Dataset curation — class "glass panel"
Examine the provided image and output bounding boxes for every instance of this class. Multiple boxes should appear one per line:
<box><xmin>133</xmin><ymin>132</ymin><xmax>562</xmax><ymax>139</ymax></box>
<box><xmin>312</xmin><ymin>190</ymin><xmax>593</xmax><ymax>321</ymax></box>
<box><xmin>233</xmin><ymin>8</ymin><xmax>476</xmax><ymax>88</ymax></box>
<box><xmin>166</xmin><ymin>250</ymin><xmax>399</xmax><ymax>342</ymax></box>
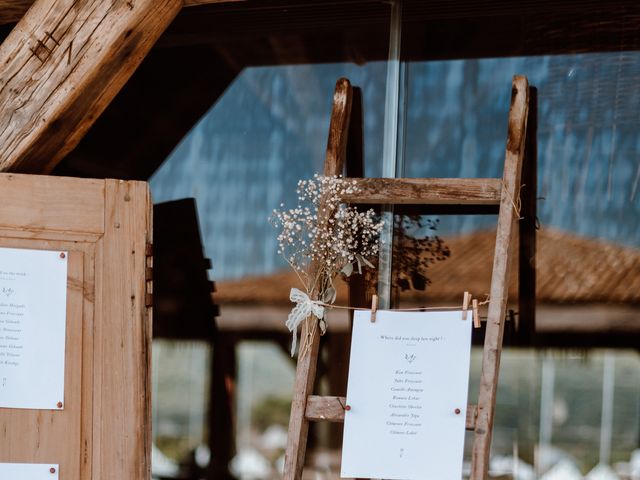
<box><xmin>232</xmin><ymin>341</ymin><xmax>296</xmax><ymax>478</ymax></box>
<box><xmin>152</xmin><ymin>340</ymin><xmax>211</xmax><ymax>478</ymax></box>
<box><xmin>403</xmin><ymin>53</ymin><xmax>640</xmax><ymax>245</ymax></box>
<box><xmin>396</xmin><ymin>51</ymin><xmax>640</xmax><ymax>478</ymax></box>
<box><xmin>151</xmin><ymin>7</ymin><xmax>393</xmax><ymax>477</ymax></box>
<box><xmin>466</xmin><ymin>348</ymin><xmax>640</xmax><ymax>478</ymax></box>
<box><xmin>151</xmin><ymin>62</ymin><xmax>389</xmax><ymax>281</ymax></box>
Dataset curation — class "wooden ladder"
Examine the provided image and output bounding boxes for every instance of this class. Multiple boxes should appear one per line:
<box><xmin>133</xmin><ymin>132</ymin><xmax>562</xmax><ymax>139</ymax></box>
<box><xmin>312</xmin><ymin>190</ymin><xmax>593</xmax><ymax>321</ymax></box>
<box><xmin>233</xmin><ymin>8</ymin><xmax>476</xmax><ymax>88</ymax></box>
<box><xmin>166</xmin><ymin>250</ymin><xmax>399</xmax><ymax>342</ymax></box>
<box><xmin>283</xmin><ymin>75</ymin><xmax>535</xmax><ymax>480</ymax></box>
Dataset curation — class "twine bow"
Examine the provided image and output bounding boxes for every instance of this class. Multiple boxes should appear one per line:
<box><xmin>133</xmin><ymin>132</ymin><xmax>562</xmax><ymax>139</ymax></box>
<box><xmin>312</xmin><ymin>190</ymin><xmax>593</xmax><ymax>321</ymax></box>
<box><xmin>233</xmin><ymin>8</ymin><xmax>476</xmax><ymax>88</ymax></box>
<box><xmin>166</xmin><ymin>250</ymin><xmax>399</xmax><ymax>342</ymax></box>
<box><xmin>287</xmin><ymin>288</ymin><xmax>325</xmax><ymax>356</ymax></box>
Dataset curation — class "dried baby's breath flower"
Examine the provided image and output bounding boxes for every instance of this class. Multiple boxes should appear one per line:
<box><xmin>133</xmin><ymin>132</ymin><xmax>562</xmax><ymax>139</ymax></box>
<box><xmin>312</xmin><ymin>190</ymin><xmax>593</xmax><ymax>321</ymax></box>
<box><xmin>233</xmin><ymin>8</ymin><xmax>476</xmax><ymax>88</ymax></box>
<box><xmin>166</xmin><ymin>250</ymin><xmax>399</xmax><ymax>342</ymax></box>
<box><xmin>270</xmin><ymin>175</ymin><xmax>384</xmax><ymax>301</ymax></box>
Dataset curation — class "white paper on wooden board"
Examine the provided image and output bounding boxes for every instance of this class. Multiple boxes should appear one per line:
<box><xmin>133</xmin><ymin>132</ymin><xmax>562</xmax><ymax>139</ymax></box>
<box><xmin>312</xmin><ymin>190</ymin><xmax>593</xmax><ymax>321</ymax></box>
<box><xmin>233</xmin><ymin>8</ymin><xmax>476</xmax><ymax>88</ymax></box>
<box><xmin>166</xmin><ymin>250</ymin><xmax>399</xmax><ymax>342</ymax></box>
<box><xmin>341</xmin><ymin>309</ymin><xmax>473</xmax><ymax>480</ymax></box>
<box><xmin>0</xmin><ymin>463</ymin><xmax>59</xmax><ymax>479</ymax></box>
<box><xmin>0</xmin><ymin>247</ymin><xmax>68</xmax><ymax>410</ymax></box>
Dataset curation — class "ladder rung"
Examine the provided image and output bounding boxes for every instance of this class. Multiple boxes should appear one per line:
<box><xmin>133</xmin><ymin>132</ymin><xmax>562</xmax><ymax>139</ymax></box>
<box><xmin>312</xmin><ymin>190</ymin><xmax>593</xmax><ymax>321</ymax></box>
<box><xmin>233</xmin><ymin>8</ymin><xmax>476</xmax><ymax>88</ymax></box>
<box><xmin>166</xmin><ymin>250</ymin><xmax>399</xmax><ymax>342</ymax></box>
<box><xmin>341</xmin><ymin>178</ymin><xmax>502</xmax><ymax>205</ymax></box>
<box><xmin>305</xmin><ymin>395</ymin><xmax>478</xmax><ymax>431</ymax></box>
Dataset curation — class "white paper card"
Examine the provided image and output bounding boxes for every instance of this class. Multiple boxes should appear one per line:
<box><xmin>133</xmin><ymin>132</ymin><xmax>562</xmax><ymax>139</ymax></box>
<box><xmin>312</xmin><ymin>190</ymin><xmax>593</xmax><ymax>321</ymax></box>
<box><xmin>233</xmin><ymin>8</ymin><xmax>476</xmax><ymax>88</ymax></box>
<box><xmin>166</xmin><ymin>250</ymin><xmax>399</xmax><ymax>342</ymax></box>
<box><xmin>0</xmin><ymin>247</ymin><xmax>68</xmax><ymax>410</ymax></box>
<box><xmin>0</xmin><ymin>463</ymin><xmax>59</xmax><ymax>479</ymax></box>
<box><xmin>341</xmin><ymin>310</ymin><xmax>473</xmax><ymax>480</ymax></box>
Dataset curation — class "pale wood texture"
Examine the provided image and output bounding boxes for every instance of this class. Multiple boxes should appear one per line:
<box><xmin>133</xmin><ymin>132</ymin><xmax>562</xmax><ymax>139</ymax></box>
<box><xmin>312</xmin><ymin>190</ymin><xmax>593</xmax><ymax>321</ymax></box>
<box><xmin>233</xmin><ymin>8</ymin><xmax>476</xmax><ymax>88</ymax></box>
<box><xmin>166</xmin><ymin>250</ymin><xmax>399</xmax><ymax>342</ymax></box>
<box><xmin>0</xmin><ymin>0</ymin><xmax>181</xmax><ymax>173</ymax></box>
<box><xmin>342</xmin><ymin>177</ymin><xmax>502</xmax><ymax>205</ymax></box>
<box><xmin>0</xmin><ymin>247</ymin><xmax>85</xmax><ymax>477</ymax></box>
<box><xmin>94</xmin><ymin>179</ymin><xmax>153</xmax><ymax>479</ymax></box>
<box><xmin>470</xmin><ymin>76</ymin><xmax>529</xmax><ymax>480</ymax></box>
<box><xmin>283</xmin><ymin>78</ymin><xmax>352</xmax><ymax>480</ymax></box>
<box><xmin>0</xmin><ymin>173</ymin><xmax>152</xmax><ymax>480</ymax></box>
<box><xmin>0</xmin><ymin>173</ymin><xmax>104</xmax><ymax>234</ymax></box>
<box><xmin>305</xmin><ymin>396</ymin><xmax>478</xmax><ymax>430</ymax></box>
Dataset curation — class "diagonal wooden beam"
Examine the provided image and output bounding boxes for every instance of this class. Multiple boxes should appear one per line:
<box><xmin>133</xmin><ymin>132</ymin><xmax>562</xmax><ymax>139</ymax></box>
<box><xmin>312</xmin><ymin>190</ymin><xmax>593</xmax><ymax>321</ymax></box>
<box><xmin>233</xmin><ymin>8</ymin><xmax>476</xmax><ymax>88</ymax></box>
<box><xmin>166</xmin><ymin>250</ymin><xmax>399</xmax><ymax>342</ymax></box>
<box><xmin>0</xmin><ymin>0</ymin><xmax>182</xmax><ymax>173</ymax></box>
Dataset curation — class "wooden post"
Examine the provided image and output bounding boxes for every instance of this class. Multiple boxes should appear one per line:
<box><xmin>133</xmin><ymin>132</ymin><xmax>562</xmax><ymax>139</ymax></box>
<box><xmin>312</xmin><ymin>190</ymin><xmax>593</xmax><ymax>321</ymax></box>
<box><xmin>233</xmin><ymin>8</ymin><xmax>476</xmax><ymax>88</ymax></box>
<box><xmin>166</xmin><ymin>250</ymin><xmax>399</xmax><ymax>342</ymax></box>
<box><xmin>470</xmin><ymin>76</ymin><xmax>529</xmax><ymax>479</ymax></box>
<box><xmin>208</xmin><ymin>333</ymin><xmax>236</xmax><ymax>479</ymax></box>
<box><xmin>518</xmin><ymin>86</ymin><xmax>538</xmax><ymax>346</ymax></box>
<box><xmin>282</xmin><ymin>78</ymin><xmax>353</xmax><ymax>480</ymax></box>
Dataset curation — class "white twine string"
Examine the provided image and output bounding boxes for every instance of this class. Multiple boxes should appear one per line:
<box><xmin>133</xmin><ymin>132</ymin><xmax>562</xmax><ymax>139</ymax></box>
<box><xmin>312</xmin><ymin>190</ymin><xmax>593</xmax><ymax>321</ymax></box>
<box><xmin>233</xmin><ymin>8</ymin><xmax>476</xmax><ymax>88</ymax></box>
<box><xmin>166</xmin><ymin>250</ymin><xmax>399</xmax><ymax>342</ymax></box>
<box><xmin>287</xmin><ymin>287</ymin><xmax>490</xmax><ymax>356</ymax></box>
<box><xmin>286</xmin><ymin>288</ymin><xmax>325</xmax><ymax>356</ymax></box>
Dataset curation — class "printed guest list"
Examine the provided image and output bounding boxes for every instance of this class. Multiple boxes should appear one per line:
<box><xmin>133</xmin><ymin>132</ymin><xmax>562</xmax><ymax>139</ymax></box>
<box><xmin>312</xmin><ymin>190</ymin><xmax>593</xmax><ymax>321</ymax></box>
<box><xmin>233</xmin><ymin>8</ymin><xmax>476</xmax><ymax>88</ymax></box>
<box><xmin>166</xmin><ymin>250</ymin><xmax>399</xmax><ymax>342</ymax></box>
<box><xmin>341</xmin><ymin>310</ymin><xmax>472</xmax><ymax>480</ymax></box>
<box><xmin>0</xmin><ymin>247</ymin><xmax>68</xmax><ymax>410</ymax></box>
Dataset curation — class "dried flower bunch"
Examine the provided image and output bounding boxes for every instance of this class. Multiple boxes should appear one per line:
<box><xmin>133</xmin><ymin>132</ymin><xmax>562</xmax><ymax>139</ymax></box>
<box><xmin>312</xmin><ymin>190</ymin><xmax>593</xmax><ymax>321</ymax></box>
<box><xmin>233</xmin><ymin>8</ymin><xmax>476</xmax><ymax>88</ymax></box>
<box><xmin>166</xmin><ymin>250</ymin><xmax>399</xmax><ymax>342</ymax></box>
<box><xmin>270</xmin><ymin>174</ymin><xmax>384</xmax><ymax>355</ymax></box>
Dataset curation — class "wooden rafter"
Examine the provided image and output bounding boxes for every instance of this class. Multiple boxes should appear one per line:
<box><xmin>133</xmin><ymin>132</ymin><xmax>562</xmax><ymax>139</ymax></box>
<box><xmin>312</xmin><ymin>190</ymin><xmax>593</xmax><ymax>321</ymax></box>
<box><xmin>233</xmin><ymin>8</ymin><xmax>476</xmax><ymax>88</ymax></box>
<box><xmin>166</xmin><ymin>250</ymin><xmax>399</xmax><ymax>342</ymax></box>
<box><xmin>0</xmin><ymin>0</ymin><xmax>182</xmax><ymax>173</ymax></box>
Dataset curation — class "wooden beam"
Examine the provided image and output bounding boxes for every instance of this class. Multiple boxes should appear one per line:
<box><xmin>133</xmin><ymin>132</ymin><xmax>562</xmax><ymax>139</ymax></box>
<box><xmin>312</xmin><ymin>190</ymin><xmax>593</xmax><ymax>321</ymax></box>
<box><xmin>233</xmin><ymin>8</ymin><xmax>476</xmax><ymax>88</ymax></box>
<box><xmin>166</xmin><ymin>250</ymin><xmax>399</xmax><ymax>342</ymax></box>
<box><xmin>342</xmin><ymin>177</ymin><xmax>502</xmax><ymax>205</ymax></box>
<box><xmin>305</xmin><ymin>396</ymin><xmax>479</xmax><ymax>430</ymax></box>
<box><xmin>0</xmin><ymin>0</ymin><xmax>182</xmax><ymax>173</ymax></box>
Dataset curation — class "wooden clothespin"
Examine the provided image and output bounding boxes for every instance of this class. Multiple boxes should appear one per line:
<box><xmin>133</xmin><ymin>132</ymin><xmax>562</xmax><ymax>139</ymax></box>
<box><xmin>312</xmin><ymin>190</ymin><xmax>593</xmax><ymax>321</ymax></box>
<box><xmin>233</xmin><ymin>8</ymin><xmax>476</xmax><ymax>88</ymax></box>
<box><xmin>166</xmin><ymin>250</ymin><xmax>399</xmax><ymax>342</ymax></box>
<box><xmin>472</xmin><ymin>299</ymin><xmax>480</xmax><ymax>328</ymax></box>
<box><xmin>462</xmin><ymin>291</ymin><xmax>471</xmax><ymax>320</ymax></box>
<box><xmin>370</xmin><ymin>294</ymin><xmax>378</xmax><ymax>323</ymax></box>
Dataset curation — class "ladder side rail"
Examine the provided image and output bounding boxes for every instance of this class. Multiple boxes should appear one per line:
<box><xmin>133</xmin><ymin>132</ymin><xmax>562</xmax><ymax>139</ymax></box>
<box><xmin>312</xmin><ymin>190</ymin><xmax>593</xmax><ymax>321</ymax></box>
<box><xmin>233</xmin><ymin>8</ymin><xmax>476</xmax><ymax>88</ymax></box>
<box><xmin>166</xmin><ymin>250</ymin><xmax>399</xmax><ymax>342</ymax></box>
<box><xmin>282</xmin><ymin>78</ymin><xmax>353</xmax><ymax>480</ymax></box>
<box><xmin>470</xmin><ymin>75</ymin><xmax>530</xmax><ymax>479</ymax></box>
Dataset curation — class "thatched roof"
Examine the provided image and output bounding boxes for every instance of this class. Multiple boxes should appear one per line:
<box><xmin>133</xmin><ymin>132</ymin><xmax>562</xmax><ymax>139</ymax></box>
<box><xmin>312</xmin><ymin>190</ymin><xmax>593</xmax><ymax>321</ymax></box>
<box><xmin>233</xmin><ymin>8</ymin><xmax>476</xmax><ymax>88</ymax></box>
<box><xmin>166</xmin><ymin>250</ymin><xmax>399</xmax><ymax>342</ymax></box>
<box><xmin>216</xmin><ymin>228</ymin><xmax>640</xmax><ymax>306</ymax></box>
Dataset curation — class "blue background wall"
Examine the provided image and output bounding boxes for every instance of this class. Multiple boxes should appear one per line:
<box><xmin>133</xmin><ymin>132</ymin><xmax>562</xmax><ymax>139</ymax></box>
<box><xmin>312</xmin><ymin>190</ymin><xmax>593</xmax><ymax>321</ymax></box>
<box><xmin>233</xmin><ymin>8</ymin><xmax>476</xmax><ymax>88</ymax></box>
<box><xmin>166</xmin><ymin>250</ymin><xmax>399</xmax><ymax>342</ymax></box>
<box><xmin>151</xmin><ymin>53</ymin><xmax>640</xmax><ymax>279</ymax></box>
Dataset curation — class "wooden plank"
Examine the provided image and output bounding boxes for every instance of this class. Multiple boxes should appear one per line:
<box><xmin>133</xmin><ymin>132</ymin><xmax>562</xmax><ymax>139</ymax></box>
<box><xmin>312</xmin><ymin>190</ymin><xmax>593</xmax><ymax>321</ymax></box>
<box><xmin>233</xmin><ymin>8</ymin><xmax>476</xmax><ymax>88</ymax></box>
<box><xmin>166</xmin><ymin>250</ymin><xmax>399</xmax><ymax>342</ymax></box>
<box><xmin>305</xmin><ymin>396</ymin><xmax>479</xmax><ymax>430</ymax></box>
<box><xmin>0</xmin><ymin>244</ymin><xmax>85</xmax><ymax>479</ymax></box>
<box><xmin>470</xmin><ymin>75</ymin><xmax>529</xmax><ymax>480</ymax></box>
<box><xmin>0</xmin><ymin>173</ymin><xmax>104</xmax><ymax>234</ymax></box>
<box><xmin>80</xmin><ymin>243</ymin><xmax>97</xmax><ymax>480</ymax></box>
<box><xmin>94</xmin><ymin>180</ymin><xmax>152</xmax><ymax>479</ymax></box>
<box><xmin>0</xmin><ymin>175</ymin><xmax>152</xmax><ymax>479</ymax></box>
<box><xmin>0</xmin><ymin>0</ymin><xmax>181</xmax><ymax>173</ymax></box>
<box><xmin>518</xmin><ymin>86</ymin><xmax>537</xmax><ymax>345</ymax></box>
<box><xmin>283</xmin><ymin>78</ymin><xmax>352</xmax><ymax>480</ymax></box>
<box><xmin>342</xmin><ymin>178</ymin><xmax>502</xmax><ymax>205</ymax></box>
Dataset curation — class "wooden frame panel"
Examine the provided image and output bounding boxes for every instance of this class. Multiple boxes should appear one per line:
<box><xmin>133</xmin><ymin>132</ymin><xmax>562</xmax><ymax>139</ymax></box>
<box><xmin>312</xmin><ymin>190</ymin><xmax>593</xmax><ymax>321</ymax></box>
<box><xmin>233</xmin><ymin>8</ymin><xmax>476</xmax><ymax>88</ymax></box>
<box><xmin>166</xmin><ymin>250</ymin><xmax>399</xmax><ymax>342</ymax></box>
<box><xmin>0</xmin><ymin>173</ymin><xmax>152</xmax><ymax>480</ymax></box>
<box><xmin>0</xmin><ymin>243</ymin><xmax>85</xmax><ymax>477</ymax></box>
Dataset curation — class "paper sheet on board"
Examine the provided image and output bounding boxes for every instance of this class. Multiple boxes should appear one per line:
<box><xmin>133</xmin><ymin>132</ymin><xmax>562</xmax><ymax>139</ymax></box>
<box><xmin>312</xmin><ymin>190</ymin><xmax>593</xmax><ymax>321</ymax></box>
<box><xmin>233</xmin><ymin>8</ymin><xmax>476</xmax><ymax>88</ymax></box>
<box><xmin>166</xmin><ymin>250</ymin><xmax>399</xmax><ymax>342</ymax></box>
<box><xmin>0</xmin><ymin>247</ymin><xmax>68</xmax><ymax>410</ymax></box>
<box><xmin>0</xmin><ymin>463</ymin><xmax>59</xmax><ymax>479</ymax></box>
<box><xmin>341</xmin><ymin>309</ymin><xmax>472</xmax><ymax>480</ymax></box>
